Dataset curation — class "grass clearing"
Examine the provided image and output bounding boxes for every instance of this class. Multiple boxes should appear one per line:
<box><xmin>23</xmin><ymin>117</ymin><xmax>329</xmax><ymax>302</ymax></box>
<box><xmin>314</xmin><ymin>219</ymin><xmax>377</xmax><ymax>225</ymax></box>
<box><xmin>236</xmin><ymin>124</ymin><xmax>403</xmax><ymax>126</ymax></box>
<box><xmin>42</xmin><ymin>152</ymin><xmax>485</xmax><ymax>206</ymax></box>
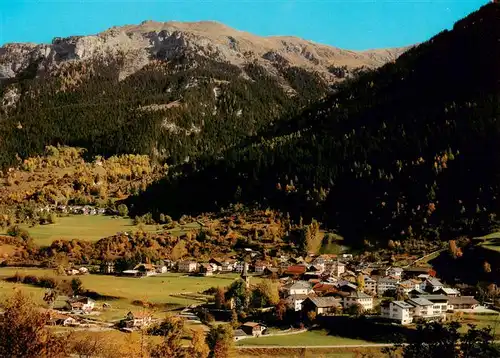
<box><xmin>236</xmin><ymin>330</ymin><xmax>373</xmax><ymax>347</ymax></box>
<box><xmin>1</xmin><ymin>215</ymin><xmax>201</xmax><ymax>246</ymax></box>
<box><xmin>0</xmin><ymin>267</ymin><xmax>249</xmax><ymax>321</ymax></box>
<box><xmin>238</xmin><ymin>347</ymin><xmax>387</xmax><ymax>358</ymax></box>
<box><xmin>458</xmin><ymin>313</ymin><xmax>500</xmax><ymax>336</ymax></box>
<box><xmin>474</xmin><ymin>232</ymin><xmax>500</xmax><ymax>253</ymax></box>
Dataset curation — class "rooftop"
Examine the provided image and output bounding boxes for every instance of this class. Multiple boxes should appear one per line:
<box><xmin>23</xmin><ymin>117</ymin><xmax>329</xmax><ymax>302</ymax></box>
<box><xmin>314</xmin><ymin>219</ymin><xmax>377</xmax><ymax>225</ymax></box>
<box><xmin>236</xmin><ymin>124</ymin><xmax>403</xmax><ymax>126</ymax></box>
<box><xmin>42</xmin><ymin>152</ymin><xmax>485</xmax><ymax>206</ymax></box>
<box><xmin>242</xmin><ymin>321</ymin><xmax>262</xmax><ymax>327</ymax></box>
<box><xmin>426</xmin><ymin>277</ymin><xmax>443</xmax><ymax>286</ymax></box>
<box><xmin>418</xmin><ymin>294</ymin><xmax>449</xmax><ymax>302</ymax></box>
<box><xmin>408</xmin><ymin>297</ymin><xmax>434</xmax><ymax>307</ymax></box>
<box><xmin>393</xmin><ymin>301</ymin><xmax>414</xmax><ymax>309</ymax></box>
<box><xmin>306</xmin><ymin>296</ymin><xmax>341</xmax><ymax>308</ymax></box>
<box><xmin>439</xmin><ymin>288</ymin><xmax>460</xmax><ymax>295</ymax></box>
<box><xmin>448</xmin><ymin>296</ymin><xmax>479</xmax><ymax>305</ymax></box>
<box><xmin>346</xmin><ymin>291</ymin><xmax>372</xmax><ymax>299</ymax></box>
<box><xmin>290</xmin><ymin>281</ymin><xmax>313</xmax><ymax>290</ymax></box>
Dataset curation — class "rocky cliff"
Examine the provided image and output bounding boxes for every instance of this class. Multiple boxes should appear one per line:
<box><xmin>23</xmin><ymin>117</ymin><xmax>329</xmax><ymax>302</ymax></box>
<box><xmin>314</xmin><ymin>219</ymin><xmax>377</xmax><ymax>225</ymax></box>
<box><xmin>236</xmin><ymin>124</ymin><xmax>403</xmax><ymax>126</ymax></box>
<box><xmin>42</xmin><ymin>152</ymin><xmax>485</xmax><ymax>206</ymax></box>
<box><xmin>0</xmin><ymin>20</ymin><xmax>405</xmax><ymax>82</ymax></box>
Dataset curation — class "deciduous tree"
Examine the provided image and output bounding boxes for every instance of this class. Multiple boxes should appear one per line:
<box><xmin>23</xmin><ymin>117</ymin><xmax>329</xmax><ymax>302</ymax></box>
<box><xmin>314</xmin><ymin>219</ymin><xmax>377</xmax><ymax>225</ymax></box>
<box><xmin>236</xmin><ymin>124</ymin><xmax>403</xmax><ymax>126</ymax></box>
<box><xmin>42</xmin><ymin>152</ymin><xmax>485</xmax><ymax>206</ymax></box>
<box><xmin>0</xmin><ymin>291</ymin><xmax>68</xmax><ymax>358</ymax></box>
<box><xmin>206</xmin><ymin>324</ymin><xmax>234</xmax><ymax>358</ymax></box>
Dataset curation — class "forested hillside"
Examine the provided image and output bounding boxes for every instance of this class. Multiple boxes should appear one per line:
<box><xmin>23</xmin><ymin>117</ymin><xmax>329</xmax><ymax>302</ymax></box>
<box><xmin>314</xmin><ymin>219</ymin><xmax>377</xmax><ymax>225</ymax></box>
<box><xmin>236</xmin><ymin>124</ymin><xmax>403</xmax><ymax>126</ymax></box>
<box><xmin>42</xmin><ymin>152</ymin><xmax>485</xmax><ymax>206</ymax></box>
<box><xmin>0</xmin><ymin>21</ymin><xmax>401</xmax><ymax>169</ymax></box>
<box><xmin>130</xmin><ymin>3</ymin><xmax>500</xmax><ymax>245</ymax></box>
<box><xmin>0</xmin><ymin>55</ymin><xmax>324</xmax><ymax>168</ymax></box>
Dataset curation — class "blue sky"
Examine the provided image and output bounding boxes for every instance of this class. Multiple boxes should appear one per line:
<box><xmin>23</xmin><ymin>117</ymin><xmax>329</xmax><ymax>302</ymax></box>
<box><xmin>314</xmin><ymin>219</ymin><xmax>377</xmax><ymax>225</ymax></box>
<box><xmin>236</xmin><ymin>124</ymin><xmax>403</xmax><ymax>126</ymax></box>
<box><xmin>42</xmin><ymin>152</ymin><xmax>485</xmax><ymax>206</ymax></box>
<box><xmin>0</xmin><ymin>1</ymin><xmax>487</xmax><ymax>50</ymax></box>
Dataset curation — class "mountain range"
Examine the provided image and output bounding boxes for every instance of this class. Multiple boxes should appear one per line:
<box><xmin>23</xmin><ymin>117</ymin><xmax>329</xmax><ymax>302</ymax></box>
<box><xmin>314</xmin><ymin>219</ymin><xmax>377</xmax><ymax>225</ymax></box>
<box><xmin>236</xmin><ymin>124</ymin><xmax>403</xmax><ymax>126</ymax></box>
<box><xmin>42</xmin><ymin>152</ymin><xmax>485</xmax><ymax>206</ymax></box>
<box><xmin>2</xmin><ymin>3</ymin><xmax>499</xmax><ymax>246</ymax></box>
<box><xmin>0</xmin><ymin>21</ymin><xmax>403</xmax><ymax>169</ymax></box>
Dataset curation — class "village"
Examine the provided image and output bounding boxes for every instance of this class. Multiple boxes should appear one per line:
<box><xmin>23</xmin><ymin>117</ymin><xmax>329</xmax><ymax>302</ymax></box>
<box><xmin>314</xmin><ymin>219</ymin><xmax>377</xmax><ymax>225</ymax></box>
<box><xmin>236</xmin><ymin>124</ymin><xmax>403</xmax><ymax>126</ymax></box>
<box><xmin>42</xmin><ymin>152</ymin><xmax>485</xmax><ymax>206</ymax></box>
<box><xmin>42</xmin><ymin>248</ymin><xmax>490</xmax><ymax>342</ymax></box>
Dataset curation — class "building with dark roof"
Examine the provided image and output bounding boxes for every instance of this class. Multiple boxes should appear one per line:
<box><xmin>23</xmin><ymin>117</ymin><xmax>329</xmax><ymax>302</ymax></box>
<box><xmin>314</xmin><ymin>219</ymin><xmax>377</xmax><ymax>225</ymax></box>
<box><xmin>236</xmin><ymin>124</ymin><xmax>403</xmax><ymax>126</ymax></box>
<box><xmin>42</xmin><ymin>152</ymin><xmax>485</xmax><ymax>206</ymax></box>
<box><xmin>302</xmin><ymin>297</ymin><xmax>341</xmax><ymax>315</ymax></box>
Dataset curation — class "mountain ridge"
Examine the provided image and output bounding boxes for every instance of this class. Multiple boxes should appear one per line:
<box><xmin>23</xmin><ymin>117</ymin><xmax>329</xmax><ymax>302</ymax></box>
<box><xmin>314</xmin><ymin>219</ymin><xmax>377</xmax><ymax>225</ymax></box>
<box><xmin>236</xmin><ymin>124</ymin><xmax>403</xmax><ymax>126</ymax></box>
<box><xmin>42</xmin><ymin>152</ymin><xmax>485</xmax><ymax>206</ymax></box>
<box><xmin>0</xmin><ymin>20</ymin><xmax>405</xmax><ymax>82</ymax></box>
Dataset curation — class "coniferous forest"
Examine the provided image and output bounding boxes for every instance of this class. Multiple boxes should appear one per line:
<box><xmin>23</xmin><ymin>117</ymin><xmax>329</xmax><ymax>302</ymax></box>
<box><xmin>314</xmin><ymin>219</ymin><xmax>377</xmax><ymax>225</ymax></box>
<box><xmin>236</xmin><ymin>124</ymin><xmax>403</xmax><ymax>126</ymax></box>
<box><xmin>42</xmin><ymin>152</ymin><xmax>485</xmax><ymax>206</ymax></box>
<box><xmin>129</xmin><ymin>4</ymin><xmax>500</xmax><ymax>244</ymax></box>
<box><xmin>2</xmin><ymin>3</ymin><xmax>500</xmax><ymax>246</ymax></box>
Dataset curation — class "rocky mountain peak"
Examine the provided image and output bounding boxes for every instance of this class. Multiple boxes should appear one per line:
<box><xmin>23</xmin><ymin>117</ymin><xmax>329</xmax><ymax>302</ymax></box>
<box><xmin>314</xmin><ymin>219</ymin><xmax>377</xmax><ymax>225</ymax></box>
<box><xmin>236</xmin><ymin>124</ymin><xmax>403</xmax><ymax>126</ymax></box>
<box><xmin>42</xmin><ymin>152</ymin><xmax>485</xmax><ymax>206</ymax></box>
<box><xmin>0</xmin><ymin>20</ymin><xmax>405</xmax><ymax>82</ymax></box>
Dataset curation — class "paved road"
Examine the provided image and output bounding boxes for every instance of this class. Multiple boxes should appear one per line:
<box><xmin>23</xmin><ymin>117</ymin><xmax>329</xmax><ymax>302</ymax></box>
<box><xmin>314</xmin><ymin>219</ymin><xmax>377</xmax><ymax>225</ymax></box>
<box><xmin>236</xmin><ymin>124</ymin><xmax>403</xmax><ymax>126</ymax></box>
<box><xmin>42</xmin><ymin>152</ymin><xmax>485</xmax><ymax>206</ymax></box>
<box><xmin>237</xmin><ymin>343</ymin><xmax>401</xmax><ymax>349</ymax></box>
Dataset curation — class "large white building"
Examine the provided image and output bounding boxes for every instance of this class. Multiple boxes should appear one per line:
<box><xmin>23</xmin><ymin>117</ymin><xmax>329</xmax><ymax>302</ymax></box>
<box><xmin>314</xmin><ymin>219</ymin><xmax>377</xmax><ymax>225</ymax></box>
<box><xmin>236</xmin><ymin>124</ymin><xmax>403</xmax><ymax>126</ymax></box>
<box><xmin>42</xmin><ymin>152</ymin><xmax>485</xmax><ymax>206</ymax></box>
<box><xmin>382</xmin><ymin>295</ymin><xmax>448</xmax><ymax>325</ymax></box>
<box><xmin>381</xmin><ymin>301</ymin><xmax>414</xmax><ymax>325</ymax></box>
<box><xmin>343</xmin><ymin>291</ymin><xmax>374</xmax><ymax>311</ymax></box>
<box><xmin>377</xmin><ymin>277</ymin><xmax>400</xmax><ymax>295</ymax></box>
<box><xmin>288</xmin><ymin>281</ymin><xmax>314</xmax><ymax>295</ymax></box>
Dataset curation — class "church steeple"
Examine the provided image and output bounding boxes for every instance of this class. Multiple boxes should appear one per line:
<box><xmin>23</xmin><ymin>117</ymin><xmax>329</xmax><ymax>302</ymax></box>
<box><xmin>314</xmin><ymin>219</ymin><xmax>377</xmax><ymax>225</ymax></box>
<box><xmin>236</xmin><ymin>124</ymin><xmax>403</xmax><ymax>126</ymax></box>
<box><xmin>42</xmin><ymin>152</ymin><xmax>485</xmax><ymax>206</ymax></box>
<box><xmin>241</xmin><ymin>262</ymin><xmax>250</xmax><ymax>289</ymax></box>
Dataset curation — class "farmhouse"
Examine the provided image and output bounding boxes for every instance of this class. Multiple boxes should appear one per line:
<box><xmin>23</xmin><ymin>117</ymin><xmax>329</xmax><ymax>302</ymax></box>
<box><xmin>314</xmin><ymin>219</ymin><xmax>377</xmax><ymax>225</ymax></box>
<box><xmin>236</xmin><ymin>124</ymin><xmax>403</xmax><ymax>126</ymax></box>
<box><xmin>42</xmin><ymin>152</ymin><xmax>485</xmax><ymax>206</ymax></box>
<box><xmin>48</xmin><ymin>313</ymin><xmax>77</xmax><ymax>327</ymax></box>
<box><xmin>65</xmin><ymin>296</ymin><xmax>95</xmax><ymax>313</ymax></box>
<box><xmin>199</xmin><ymin>263</ymin><xmax>214</xmax><ymax>276</ymax></box>
<box><xmin>122</xmin><ymin>311</ymin><xmax>152</xmax><ymax>328</ymax></box>
<box><xmin>302</xmin><ymin>297</ymin><xmax>341</xmax><ymax>315</ymax></box>
<box><xmin>364</xmin><ymin>276</ymin><xmax>377</xmax><ymax>293</ymax></box>
<box><xmin>178</xmin><ymin>261</ymin><xmax>198</xmax><ymax>273</ymax></box>
<box><xmin>134</xmin><ymin>263</ymin><xmax>156</xmax><ymax>276</ymax></box>
<box><xmin>241</xmin><ymin>322</ymin><xmax>266</xmax><ymax>337</ymax></box>
<box><xmin>408</xmin><ymin>297</ymin><xmax>443</xmax><ymax>320</ymax></box>
<box><xmin>448</xmin><ymin>296</ymin><xmax>479</xmax><ymax>310</ymax></box>
<box><xmin>386</xmin><ymin>267</ymin><xmax>404</xmax><ymax>278</ymax></box>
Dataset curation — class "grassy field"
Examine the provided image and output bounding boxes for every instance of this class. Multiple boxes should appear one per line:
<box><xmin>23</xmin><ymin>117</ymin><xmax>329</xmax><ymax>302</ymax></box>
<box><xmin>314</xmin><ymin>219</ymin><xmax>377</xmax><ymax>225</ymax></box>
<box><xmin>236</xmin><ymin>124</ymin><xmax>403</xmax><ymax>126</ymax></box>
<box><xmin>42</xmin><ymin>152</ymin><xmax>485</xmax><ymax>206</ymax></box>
<box><xmin>236</xmin><ymin>330</ymin><xmax>373</xmax><ymax>347</ymax></box>
<box><xmin>458</xmin><ymin>313</ymin><xmax>500</xmax><ymax>336</ymax></box>
<box><xmin>1</xmin><ymin>215</ymin><xmax>201</xmax><ymax>246</ymax></box>
<box><xmin>238</xmin><ymin>347</ymin><xmax>387</xmax><ymax>358</ymax></box>
<box><xmin>474</xmin><ymin>232</ymin><xmax>500</xmax><ymax>252</ymax></box>
<box><xmin>0</xmin><ymin>267</ymin><xmax>245</xmax><ymax>321</ymax></box>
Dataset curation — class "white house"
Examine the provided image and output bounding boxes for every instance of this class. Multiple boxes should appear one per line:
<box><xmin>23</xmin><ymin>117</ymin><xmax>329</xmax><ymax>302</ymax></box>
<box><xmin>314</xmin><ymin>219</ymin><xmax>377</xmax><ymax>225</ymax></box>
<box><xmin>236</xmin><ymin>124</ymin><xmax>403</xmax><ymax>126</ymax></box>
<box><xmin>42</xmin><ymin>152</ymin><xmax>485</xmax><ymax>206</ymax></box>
<box><xmin>235</xmin><ymin>262</ymin><xmax>248</xmax><ymax>273</ymax></box>
<box><xmin>221</xmin><ymin>260</ymin><xmax>236</xmax><ymax>272</ymax></box>
<box><xmin>381</xmin><ymin>300</ymin><xmax>414</xmax><ymax>325</ymax></box>
<box><xmin>155</xmin><ymin>265</ymin><xmax>168</xmax><ymax>274</ymax></box>
<box><xmin>436</xmin><ymin>287</ymin><xmax>460</xmax><ymax>297</ymax></box>
<box><xmin>386</xmin><ymin>267</ymin><xmax>404</xmax><ymax>278</ymax></box>
<box><xmin>288</xmin><ymin>281</ymin><xmax>313</xmax><ymax>295</ymax></box>
<box><xmin>123</xmin><ymin>311</ymin><xmax>152</xmax><ymax>328</ymax></box>
<box><xmin>66</xmin><ymin>296</ymin><xmax>95</xmax><ymax>313</ymax></box>
<box><xmin>254</xmin><ymin>261</ymin><xmax>268</xmax><ymax>274</ymax></box>
<box><xmin>398</xmin><ymin>279</ymin><xmax>422</xmax><ymax>295</ymax></box>
<box><xmin>377</xmin><ymin>277</ymin><xmax>400</xmax><ymax>295</ymax></box>
<box><xmin>421</xmin><ymin>295</ymin><xmax>449</xmax><ymax>317</ymax></box>
<box><xmin>178</xmin><ymin>261</ymin><xmax>198</xmax><ymax>273</ymax></box>
<box><xmin>287</xmin><ymin>294</ymin><xmax>309</xmax><ymax>311</ymax></box>
<box><xmin>343</xmin><ymin>291</ymin><xmax>374</xmax><ymax>311</ymax></box>
<box><xmin>407</xmin><ymin>297</ymin><xmax>436</xmax><ymax>319</ymax></box>
<box><xmin>424</xmin><ymin>277</ymin><xmax>444</xmax><ymax>292</ymax></box>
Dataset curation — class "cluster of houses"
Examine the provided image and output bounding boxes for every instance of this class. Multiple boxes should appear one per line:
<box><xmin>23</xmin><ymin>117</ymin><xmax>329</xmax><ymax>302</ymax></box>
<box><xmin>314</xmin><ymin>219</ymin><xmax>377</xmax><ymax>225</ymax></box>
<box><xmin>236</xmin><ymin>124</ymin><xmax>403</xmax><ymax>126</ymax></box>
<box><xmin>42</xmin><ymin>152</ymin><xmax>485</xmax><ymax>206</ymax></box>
<box><xmin>275</xmin><ymin>262</ymin><xmax>480</xmax><ymax>325</ymax></box>
<box><xmin>94</xmin><ymin>251</ymin><xmax>483</xmax><ymax>330</ymax></box>
<box><xmin>65</xmin><ymin>266</ymin><xmax>89</xmax><ymax>276</ymax></box>
<box><xmin>37</xmin><ymin>204</ymin><xmax>107</xmax><ymax>216</ymax></box>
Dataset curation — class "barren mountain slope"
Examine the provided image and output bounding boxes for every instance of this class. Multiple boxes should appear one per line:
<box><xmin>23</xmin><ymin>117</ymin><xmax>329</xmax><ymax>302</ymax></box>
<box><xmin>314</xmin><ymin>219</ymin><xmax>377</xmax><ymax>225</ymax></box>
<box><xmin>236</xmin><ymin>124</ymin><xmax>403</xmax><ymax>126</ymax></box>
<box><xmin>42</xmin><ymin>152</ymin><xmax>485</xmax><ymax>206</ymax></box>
<box><xmin>0</xmin><ymin>20</ymin><xmax>405</xmax><ymax>81</ymax></box>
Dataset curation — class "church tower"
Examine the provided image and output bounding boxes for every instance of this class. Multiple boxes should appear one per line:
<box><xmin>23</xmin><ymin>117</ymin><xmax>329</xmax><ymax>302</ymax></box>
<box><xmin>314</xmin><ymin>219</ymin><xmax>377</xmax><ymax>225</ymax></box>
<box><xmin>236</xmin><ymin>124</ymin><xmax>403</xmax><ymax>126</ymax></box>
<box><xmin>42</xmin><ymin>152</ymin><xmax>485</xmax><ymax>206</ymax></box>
<box><xmin>241</xmin><ymin>262</ymin><xmax>250</xmax><ymax>289</ymax></box>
